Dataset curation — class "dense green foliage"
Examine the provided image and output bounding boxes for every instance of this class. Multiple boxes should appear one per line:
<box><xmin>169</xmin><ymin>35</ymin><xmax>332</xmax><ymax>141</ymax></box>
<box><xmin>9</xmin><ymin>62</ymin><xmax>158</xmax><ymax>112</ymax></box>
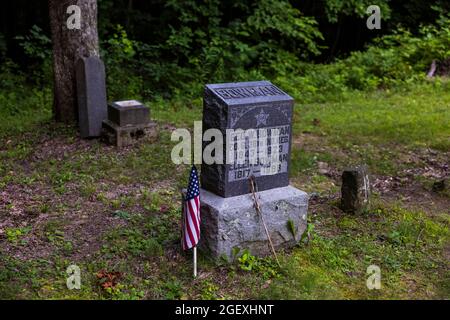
<box><xmin>0</xmin><ymin>1</ymin><xmax>449</xmax><ymax>123</ymax></box>
<box><xmin>1</xmin><ymin>1</ymin><xmax>450</xmax><ymax>104</ymax></box>
<box><xmin>100</xmin><ymin>0</ymin><xmax>325</xmax><ymax>99</ymax></box>
<box><xmin>274</xmin><ymin>16</ymin><xmax>450</xmax><ymax>103</ymax></box>
<box><xmin>98</xmin><ymin>1</ymin><xmax>450</xmax><ymax>101</ymax></box>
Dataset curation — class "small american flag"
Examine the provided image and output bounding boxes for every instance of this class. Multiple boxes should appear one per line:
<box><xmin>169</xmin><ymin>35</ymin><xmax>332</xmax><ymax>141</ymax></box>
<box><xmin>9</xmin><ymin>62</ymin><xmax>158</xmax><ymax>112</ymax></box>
<box><xmin>182</xmin><ymin>165</ymin><xmax>200</xmax><ymax>250</ymax></box>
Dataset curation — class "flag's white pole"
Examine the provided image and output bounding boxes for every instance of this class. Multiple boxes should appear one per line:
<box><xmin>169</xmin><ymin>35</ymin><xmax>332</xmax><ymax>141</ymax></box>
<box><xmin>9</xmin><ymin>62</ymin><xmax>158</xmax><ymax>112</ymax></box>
<box><xmin>193</xmin><ymin>246</ymin><xmax>197</xmax><ymax>278</ymax></box>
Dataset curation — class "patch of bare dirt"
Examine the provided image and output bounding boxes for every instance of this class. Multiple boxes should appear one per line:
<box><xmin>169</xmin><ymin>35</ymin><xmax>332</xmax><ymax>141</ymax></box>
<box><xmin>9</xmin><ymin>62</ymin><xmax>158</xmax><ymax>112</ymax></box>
<box><xmin>31</xmin><ymin>136</ymin><xmax>93</xmax><ymax>162</ymax></box>
<box><xmin>293</xmin><ymin>133</ymin><xmax>348</xmax><ymax>160</ymax></box>
<box><xmin>372</xmin><ymin>148</ymin><xmax>449</xmax><ymax>214</ymax></box>
<box><xmin>0</xmin><ymin>131</ymin><xmax>147</xmax><ymax>262</ymax></box>
<box><xmin>293</xmin><ymin>133</ymin><xmax>449</xmax><ymax>217</ymax></box>
<box><xmin>0</xmin><ymin>182</ymin><xmax>54</xmax><ymax>232</ymax></box>
<box><xmin>0</xmin><ymin>179</ymin><xmax>127</xmax><ymax>261</ymax></box>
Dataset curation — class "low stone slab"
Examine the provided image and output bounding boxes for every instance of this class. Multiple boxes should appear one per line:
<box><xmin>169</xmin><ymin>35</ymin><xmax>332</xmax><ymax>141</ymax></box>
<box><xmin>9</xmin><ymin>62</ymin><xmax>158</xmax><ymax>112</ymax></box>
<box><xmin>101</xmin><ymin>119</ymin><xmax>158</xmax><ymax>148</ymax></box>
<box><xmin>199</xmin><ymin>185</ymin><xmax>309</xmax><ymax>259</ymax></box>
<box><xmin>108</xmin><ymin>100</ymin><xmax>150</xmax><ymax>126</ymax></box>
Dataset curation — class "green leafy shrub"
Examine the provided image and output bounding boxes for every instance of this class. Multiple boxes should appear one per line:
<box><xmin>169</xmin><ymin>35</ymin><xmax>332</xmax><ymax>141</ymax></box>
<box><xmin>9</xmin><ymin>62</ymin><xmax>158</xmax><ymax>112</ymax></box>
<box><xmin>270</xmin><ymin>16</ymin><xmax>450</xmax><ymax>103</ymax></box>
<box><xmin>5</xmin><ymin>227</ymin><xmax>31</xmax><ymax>244</ymax></box>
<box><xmin>100</xmin><ymin>0</ymin><xmax>323</xmax><ymax>100</ymax></box>
<box><xmin>237</xmin><ymin>250</ymin><xmax>280</xmax><ymax>279</ymax></box>
<box><xmin>15</xmin><ymin>25</ymin><xmax>52</xmax><ymax>86</ymax></box>
<box><xmin>102</xmin><ymin>25</ymin><xmax>144</xmax><ymax>100</ymax></box>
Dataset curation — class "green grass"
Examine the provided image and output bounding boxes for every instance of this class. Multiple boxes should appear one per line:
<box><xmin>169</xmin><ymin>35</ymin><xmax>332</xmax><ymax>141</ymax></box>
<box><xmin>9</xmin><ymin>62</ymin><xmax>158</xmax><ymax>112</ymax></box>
<box><xmin>262</xmin><ymin>203</ymin><xmax>449</xmax><ymax>300</ymax></box>
<box><xmin>0</xmin><ymin>79</ymin><xmax>449</xmax><ymax>300</ymax></box>
<box><xmin>150</xmin><ymin>81</ymin><xmax>450</xmax><ymax>151</ymax></box>
<box><xmin>293</xmin><ymin>82</ymin><xmax>450</xmax><ymax>151</ymax></box>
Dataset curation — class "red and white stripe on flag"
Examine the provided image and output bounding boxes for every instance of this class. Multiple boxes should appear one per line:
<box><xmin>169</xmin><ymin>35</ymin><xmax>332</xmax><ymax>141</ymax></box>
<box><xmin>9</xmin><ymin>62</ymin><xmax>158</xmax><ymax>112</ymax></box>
<box><xmin>182</xmin><ymin>165</ymin><xmax>201</xmax><ymax>250</ymax></box>
<box><xmin>182</xmin><ymin>194</ymin><xmax>200</xmax><ymax>250</ymax></box>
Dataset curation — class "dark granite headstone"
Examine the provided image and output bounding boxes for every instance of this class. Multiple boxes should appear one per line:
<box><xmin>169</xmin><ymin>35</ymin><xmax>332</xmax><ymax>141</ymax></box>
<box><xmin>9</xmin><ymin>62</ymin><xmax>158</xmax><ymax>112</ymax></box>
<box><xmin>76</xmin><ymin>56</ymin><xmax>108</xmax><ymax>138</ymax></box>
<box><xmin>201</xmin><ymin>81</ymin><xmax>294</xmax><ymax>198</ymax></box>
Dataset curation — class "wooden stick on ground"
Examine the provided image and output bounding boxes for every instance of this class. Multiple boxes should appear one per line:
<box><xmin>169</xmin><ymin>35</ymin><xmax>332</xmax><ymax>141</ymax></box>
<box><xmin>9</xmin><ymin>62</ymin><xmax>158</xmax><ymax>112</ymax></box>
<box><xmin>249</xmin><ymin>176</ymin><xmax>280</xmax><ymax>267</ymax></box>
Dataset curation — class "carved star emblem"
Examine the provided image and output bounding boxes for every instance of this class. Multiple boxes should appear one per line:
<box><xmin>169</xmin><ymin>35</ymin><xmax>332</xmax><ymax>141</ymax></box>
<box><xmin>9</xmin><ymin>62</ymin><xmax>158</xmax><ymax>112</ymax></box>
<box><xmin>255</xmin><ymin>109</ymin><xmax>269</xmax><ymax>127</ymax></box>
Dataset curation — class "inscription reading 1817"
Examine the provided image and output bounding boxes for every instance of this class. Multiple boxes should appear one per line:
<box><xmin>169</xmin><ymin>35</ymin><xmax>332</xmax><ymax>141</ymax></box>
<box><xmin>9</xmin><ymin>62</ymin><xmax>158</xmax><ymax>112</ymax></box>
<box><xmin>227</xmin><ymin>124</ymin><xmax>290</xmax><ymax>182</ymax></box>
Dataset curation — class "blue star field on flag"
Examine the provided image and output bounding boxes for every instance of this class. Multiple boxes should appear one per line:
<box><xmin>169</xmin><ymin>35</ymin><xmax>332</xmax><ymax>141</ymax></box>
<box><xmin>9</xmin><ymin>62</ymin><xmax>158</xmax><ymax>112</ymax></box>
<box><xmin>185</xmin><ymin>166</ymin><xmax>200</xmax><ymax>201</ymax></box>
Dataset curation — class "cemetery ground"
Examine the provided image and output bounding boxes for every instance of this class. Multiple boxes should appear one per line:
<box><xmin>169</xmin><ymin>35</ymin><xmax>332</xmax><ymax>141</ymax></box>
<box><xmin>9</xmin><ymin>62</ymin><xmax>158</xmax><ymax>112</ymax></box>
<box><xmin>0</xmin><ymin>81</ymin><xmax>449</xmax><ymax>300</ymax></box>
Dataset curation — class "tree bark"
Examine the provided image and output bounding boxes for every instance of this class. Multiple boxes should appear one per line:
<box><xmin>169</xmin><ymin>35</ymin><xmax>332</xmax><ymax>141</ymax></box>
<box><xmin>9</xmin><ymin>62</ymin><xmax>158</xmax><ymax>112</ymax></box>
<box><xmin>48</xmin><ymin>0</ymin><xmax>99</xmax><ymax>123</ymax></box>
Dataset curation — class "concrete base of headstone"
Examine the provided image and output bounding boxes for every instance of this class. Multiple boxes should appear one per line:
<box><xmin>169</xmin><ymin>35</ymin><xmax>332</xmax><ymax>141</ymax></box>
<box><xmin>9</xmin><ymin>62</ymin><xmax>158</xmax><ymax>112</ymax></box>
<box><xmin>101</xmin><ymin>119</ymin><xmax>158</xmax><ymax>148</ymax></box>
<box><xmin>199</xmin><ymin>186</ymin><xmax>309</xmax><ymax>259</ymax></box>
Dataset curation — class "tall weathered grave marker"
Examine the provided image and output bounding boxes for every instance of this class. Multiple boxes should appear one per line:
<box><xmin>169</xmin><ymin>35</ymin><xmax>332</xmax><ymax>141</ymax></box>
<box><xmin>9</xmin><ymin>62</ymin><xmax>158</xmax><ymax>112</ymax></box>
<box><xmin>76</xmin><ymin>56</ymin><xmax>107</xmax><ymax>138</ymax></box>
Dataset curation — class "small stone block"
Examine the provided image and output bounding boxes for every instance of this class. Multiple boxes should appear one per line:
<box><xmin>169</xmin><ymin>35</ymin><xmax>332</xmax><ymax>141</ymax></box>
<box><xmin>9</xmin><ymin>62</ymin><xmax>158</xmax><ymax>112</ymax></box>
<box><xmin>108</xmin><ymin>100</ymin><xmax>150</xmax><ymax>126</ymax></box>
<box><xmin>199</xmin><ymin>186</ymin><xmax>309</xmax><ymax>259</ymax></box>
<box><xmin>101</xmin><ymin>119</ymin><xmax>158</xmax><ymax>148</ymax></box>
<box><xmin>341</xmin><ymin>165</ymin><xmax>371</xmax><ymax>214</ymax></box>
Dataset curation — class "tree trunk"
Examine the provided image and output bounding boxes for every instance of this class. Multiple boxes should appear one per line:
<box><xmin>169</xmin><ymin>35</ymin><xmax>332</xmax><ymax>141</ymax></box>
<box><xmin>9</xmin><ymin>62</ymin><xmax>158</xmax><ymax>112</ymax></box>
<box><xmin>48</xmin><ymin>0</ymin><xmax>99</xmax><ymax>123</ymax></box>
